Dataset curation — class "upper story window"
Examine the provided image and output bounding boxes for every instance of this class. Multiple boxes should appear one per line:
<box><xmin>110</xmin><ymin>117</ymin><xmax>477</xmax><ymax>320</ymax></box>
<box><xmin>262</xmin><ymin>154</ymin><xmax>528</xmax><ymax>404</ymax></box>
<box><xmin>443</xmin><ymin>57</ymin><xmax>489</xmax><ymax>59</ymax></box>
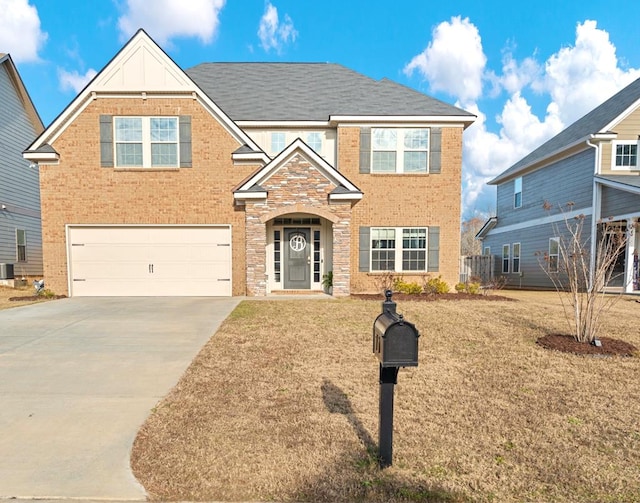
<box><xmin>271</xmin><ymin>132</ymin><xmax>285</xmax><ymax>154</ymax></box>
<box><xmin>514</xmin><ymin>177</ymin><xmax>522</xmax><ymax>208</ymax></box>
<box><xmin>307</xmin><ymin>132</ymin><xmax>322</xmax><ymax>152</ymax></box>
<box><xmin>371</xmin><ymin>128</ymin><xmax>429</xmax><ymax>173</ymax></box>
<box><xmin>114</xmin><ymin>117</ymin><xmax>178</xmax><ymax>167</ymax></box>
<box><xmin>613</xmin><ymin>141</ymin><xmax>638</xmax><ymax>170</ymax></box>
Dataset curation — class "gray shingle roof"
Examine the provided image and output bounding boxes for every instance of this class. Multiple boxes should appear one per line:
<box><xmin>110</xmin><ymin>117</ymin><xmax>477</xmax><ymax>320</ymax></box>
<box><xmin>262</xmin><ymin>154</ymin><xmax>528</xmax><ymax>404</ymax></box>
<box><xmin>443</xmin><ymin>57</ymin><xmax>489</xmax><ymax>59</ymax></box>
<box><xmin>185</xmin><ymin>63</ymin><xmax>474</xmax><ymax>122</ymax></box>
<box><xmin>490</xmin><ymin>76</ymin><xmax>640</xmax><ymax>184</ymax></box>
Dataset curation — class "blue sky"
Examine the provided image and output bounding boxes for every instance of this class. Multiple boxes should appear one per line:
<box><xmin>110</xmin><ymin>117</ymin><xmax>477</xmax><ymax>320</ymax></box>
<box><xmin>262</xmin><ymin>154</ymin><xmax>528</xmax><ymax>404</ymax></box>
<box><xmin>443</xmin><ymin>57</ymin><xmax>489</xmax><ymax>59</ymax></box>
<box><xmin>2</xmin><ymin>0</ymin><xmax>640</xmax><ymax>218</ymax></box>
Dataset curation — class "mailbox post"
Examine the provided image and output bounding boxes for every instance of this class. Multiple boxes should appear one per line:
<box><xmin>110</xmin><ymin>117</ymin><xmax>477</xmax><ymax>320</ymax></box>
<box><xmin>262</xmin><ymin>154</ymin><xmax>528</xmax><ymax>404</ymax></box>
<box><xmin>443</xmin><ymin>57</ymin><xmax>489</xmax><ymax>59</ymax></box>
<box><xmin>372</xmin><ymin>290</ymin><xmax>419</xmax><ymax>468</ymax></box>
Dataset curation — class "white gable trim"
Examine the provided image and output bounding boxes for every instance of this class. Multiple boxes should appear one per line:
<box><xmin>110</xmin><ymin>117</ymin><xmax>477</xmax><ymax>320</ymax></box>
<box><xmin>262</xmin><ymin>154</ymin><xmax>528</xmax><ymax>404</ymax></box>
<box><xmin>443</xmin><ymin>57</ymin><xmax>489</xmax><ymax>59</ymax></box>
<box><xmin>235</xmin><ymin>138</ymin><xmax>362</xmax><ymax>194</ymax></box>
<box><xmin>25</xmin><ymin>30</ymin><xmax>264</xmax><ymax>159</ymax></box>
<box><xmin>603</xmin><ymin>96</ymin><xmax>640</xmax><ymax>132</ymax></box>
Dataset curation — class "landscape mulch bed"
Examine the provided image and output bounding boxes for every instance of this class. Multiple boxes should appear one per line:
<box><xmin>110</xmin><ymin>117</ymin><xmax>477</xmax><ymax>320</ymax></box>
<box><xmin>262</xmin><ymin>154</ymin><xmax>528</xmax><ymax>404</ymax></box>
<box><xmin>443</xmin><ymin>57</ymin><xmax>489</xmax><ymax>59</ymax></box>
<box><xmin>351</xmin><ymin>292</ymin><xmax>516</xmax><ymax>302</ymax></box>
<box><xmin>537</xmin><ymin>333</ymin><xmax>638</xmax><ymax>357</ymax></box>
<box><xmin>8</xmin><ymin>295</ymin><xmax>66</xmax><ymax>301</ymax></box>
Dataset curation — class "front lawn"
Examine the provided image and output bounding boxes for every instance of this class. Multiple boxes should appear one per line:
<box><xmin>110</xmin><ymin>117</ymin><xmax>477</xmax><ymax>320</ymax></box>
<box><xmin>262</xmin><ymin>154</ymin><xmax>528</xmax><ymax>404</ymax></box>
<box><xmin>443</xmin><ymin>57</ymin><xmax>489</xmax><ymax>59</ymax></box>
<box><xmin>131</xmin><ymin>291</ymin><xmax>640</xmax><ymax>502</ymax></box>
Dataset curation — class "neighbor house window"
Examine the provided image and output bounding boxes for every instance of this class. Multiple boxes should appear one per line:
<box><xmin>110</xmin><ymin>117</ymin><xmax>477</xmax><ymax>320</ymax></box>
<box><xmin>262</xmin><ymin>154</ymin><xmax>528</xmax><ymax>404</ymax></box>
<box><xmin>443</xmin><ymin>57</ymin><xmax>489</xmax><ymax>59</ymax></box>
<box><xmin>371</xmin><ymin>227</ymin><xmax>427</xmax><ymax>271</ymax></box>
<box><xmin>514</xmin><ymin>177</ymin><xmax>522</xmax><ymax>208</ymax></box>
<box><xmin>16</xmin><ymin>229</ymin><xmax>26</xmax><ymax>262</ymax></box>
<box><xmin>512</xmin><ymin>243</ymin><xmax>521</xmax><ymax>273</ymax></box>
<box><xmin>483</xmin><ymin>246</ymin><xmax>491</xmax><ymax>256</ymax></box>
<box><xmin>114</xmin><ymin>117</ymin><xmax>178</xmax><ymax>167</ymax></box>
<box><xmin>307</xmin><ymin>132</ymin><xmax>322</xmax><ymax>152</ymax></box>
<box><xmin>371</xmin><ymin>128</ymin><xmax>429</xmax><ymax>173</ymax></box>
<box><xmin>271</xmin><ymin>132</ymin><xmax>285</xmax><ymax>153</ymax></box>
<box><xmin>549</xmin><ymin>238</ymin><xmax>559</xmax><ymax>273</ymax></box>
<box><xmin>502</xmin><ymin>244</ymin><xmax>510</xmax><ymax>273</ymax></box>
<box><xmin>613</xmin><ymin>142</ymin><xmax>638</xmax><ymax>169</ymax></box>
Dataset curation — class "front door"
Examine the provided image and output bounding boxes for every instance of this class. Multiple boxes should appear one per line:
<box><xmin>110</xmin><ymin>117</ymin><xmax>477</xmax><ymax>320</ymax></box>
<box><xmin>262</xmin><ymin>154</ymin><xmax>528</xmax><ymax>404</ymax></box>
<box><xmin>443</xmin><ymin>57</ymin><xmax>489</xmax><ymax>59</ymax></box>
<box><xmin>284</xmin><ymin>228</ymin><xmax>311</xmax><ymax>289</ymax></box>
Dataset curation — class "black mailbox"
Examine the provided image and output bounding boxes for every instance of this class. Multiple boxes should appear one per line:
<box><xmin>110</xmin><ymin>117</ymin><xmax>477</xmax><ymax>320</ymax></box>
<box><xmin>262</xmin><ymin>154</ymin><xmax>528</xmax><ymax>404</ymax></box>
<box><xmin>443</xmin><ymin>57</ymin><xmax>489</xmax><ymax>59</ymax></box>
<box><xmin>373</xmin><ymin>290</ymin><xmax>420</xmax><ymax>367</ymax></box>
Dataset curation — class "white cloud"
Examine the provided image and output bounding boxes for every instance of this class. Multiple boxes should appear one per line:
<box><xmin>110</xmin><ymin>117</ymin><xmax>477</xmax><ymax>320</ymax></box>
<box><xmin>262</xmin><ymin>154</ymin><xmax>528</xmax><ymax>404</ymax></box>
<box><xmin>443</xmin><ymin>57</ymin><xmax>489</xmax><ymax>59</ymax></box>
<box><xmin>405</xmin><ymin>18</ymin><xmax>640</xmax><ymax>217</ymax></box>
<box><xmin>118</xmin><ymin>0</ymin><xmax>226</xmax><ymax>45</ymax></box>
<box><xmin>0</xmin><ymin>0</ymin><xmax>47</xmax><ymax>62</ymax></box>
<box><xmin>404</xmin><ymin>16</ymin><xmax>486</xmax><ymax>105</ymax></box>
<box><xmin>58</xmin><ymin>68</ymin><xmax>98</xmax><ymax>94</ymax></box>
<box><xmin>534</xmin><ymin>20</ymin><xmax>640</xmax><ymax>125</ymax></box>
<box><xmin>258</xmin><ymin>2</ymin><xmax>298</xmax><ymax>53</ymax></box>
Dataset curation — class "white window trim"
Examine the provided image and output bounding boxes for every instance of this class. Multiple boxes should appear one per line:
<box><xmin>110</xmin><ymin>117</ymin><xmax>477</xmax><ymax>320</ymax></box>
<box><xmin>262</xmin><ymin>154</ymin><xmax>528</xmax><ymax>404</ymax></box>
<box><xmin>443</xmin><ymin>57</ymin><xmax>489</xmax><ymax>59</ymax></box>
<box><xmin>512</xmin><ymin>242</ymin><xmax>521</xmax><ymax>274</ymax></box>
<box><xmin>370</xmin><ymin>226</ymin><xmax>428</xmax><ymax>272</ymax></box>
<box><xmin>514</xmin><ymin>177</ymin><xmax>522</xmax><ymax>208</ymax></box>
<box><xmin>114</xmin><ymin>116</ymin><xmax>179</xmax><ymax>168</ymax></box>
<box><xmin>371</xmin><ymin>128</ymin><xmax>430</xmax><ymax>174</ymax></box>
<box><xmin>502</xmin><ymin>244</ymin><xmax>510</xmax><ymax>274</ymax></box>
<box><xmin>549</xmin><ymin>237</ymin><xmax>560</xmax><ymax>273</ymax></box>
<box><xmin>611</xmin><ymin>140</ymin><xmax>639</xmax><ymax>171</ymax></box>
<box><xmin>483</xmin><ymin>246</ymin><xmax>491</xmax><ymax>256</ymax></box>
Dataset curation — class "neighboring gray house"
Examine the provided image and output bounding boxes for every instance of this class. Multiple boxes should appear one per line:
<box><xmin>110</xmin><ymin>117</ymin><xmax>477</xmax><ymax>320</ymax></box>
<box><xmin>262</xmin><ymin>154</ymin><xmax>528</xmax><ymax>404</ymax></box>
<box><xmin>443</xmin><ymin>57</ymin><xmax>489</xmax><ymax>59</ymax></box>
<box><xmin>0</xmin><ymin>54</ymin><xmax>44</xmax><ymax>282</ymax></box>
<box><xmin>477</xmin><ymin>76</ymin><xmax>640</xmax><ymax>293</ymax></box>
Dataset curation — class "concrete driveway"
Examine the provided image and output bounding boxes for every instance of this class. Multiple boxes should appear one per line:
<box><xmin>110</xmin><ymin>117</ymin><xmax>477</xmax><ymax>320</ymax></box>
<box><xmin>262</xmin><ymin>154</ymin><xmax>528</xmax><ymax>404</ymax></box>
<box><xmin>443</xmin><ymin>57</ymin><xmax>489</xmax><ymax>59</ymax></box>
<box><xmin>0</xmin><ymin>296</ymin><xmax>240</xmax><ymax>500</ymax></box>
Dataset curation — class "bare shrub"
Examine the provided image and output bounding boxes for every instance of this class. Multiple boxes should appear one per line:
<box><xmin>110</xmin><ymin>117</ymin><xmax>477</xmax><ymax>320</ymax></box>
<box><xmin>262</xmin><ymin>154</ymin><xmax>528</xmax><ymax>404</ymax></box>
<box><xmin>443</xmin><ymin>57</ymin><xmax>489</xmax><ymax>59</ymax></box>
<box><xmin>537</xmin><ymin>203</ymin><xmax>628</xmax><ymax>343</ymax></box>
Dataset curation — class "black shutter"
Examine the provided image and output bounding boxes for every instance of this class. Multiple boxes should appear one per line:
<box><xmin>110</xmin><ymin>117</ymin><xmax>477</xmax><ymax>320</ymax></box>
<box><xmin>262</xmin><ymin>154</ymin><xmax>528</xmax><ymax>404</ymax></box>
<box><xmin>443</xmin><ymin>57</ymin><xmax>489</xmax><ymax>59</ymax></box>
<box><xmin>179</xmin><ymin>115</ymin><xmax>192</xmax><ymax>168</ymax></box>
<box><xmin>100</xmin><ymin>115</ymin><xmax>113</xmax><ymax>167</ymax></box>
<box><xmin>359</xmin><ymin>127</ymin><xmax>371</xmax><ymax>173</ymax></box>
<box><xmin>429</xmin><ymin>127</ymin><xmax>441</xmax><ymax>174</ymax></box>
<box><xmin>359</xmin><ymin>226</ymin><xmax>370</xmax><ymax>272</ymax></box>
<box><xmin>428</xmin><ymin>226</ymin><xmax>440</xmax><ymax>272</ymax></box>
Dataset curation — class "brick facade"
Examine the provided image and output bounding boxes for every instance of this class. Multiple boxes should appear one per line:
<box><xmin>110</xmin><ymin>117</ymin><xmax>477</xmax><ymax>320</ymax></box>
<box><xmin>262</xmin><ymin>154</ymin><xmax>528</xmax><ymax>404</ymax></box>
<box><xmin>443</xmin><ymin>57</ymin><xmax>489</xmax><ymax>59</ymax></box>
<box><xmin>337</xmin><ymin>126</ymin><xmax>463</xmax><ymax>292</ymax></box>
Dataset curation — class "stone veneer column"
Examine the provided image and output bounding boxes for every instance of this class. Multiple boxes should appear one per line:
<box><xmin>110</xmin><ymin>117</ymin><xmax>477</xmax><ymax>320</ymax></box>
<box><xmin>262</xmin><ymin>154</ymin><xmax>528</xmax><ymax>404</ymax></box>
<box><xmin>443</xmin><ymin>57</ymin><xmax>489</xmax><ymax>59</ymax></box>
<box><xmin>331</xmin><ymin>201</ymin><xmax>352</xmax><ymax>296</ymax></box>
<box><xmin>245</xmin><ymin>201</ymin><xmax>267</xmax><ymax>296</ymax></box>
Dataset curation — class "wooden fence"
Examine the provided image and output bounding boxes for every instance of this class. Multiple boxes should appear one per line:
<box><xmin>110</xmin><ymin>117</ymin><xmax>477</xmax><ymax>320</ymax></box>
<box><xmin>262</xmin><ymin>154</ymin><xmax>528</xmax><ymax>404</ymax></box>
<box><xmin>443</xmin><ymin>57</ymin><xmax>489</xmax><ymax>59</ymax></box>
<box><xmin>459</xmin><ymin>255</ymin><xmax>494</xmax><ymax>284</ymax></box>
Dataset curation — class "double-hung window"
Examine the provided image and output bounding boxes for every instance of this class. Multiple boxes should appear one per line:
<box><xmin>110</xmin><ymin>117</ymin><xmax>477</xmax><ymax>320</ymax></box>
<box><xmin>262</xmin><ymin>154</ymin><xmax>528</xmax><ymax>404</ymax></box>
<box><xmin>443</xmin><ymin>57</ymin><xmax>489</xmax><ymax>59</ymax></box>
<box><xmin>371</xmin><ymin>128</ymin><xmax>429</xmax><ymax>173</ymax></box>
<box><xmin>16</xmin><ymin>229</ymin><xmax>26</xmax><ymax>262</ymax></box>
<box><xmin>114</xmin><ymin>117</ymin><xmax>178</xmax><ymax>167</ymax></box>
<box><xmin>271</xmin><ymin>132</ymin><xmax>285</xmax><ymax>154</ymax></box>
<box><xmin>512</xmin><ymin>243</ymin><xmax>521</xmax><ymax>273</ymax></box>
<box><xmin>371</xmin><ymin>227</ymin><xmax>427</xmax><ymax>271</ymax></box>
<box><xmin>502</xmin><ymin>244</ymin><xmax>510</xmax><ymax>273</ymax></box>
<box><xmin>548</xmin><ymin>238</ymin><xmax>559</xmax><ymax>273</ymax></box>
<box><xmin>613</xmin><ymin>141</ymin><xmax>638</xmax><ymax>169</ymax></box>
<box><xmin>307</xmin><ymin>132</ymin><xmax>322</xmax><ymax>152</ymax></box>
<box><xmin>514</xmin><ymin>177</ymin><xmax>522</xmax><ymax>208</ymax></box>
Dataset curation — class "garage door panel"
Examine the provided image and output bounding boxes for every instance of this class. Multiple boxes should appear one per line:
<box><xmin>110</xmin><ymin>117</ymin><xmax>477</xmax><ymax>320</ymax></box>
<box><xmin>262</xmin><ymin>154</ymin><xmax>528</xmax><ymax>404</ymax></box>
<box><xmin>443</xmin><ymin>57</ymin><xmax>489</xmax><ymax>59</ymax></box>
<box><xmin>68</xmin><ymin>226</ymin><xmax>232</xmax><ymax>297</ymax></box>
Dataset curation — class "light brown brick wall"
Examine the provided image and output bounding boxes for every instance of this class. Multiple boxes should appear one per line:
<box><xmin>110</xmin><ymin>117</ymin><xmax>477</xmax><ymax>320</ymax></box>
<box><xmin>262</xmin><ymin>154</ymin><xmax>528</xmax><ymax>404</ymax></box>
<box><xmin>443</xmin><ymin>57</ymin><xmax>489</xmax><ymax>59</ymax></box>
<box><xmin>40</xmin><ymin>97</ymin><xmax>257</xmax><ymax>296</ymax></box>
<box><xmin>337</xmin><ymin>126</ymin><xmax>463</xmax><ymax>293</ymax></box>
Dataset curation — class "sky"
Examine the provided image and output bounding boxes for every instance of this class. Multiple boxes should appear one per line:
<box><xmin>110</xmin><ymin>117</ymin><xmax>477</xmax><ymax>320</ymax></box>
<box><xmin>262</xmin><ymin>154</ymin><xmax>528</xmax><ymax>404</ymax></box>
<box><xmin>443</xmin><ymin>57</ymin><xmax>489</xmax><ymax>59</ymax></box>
<box><xmin>2</xmin><ymin>0</ymin><xmax>640</xmax><ymax>219</ymax></box>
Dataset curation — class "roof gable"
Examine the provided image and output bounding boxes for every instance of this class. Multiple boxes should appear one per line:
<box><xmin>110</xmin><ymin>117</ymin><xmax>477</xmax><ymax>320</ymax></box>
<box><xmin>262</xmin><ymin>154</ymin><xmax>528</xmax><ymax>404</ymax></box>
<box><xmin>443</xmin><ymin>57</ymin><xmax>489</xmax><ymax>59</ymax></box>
<box><xmin>234</xmin><ymin>138</ymin><xmax>362</xmax><ymax>201</ymax></box>
<box><xmin>491</xmin><ymin>76</ymin><xmax>640</xmax><ymax>184</ymax></box>
<box><xmin>24</xmin><ymin>30</ymin><xmax>266</xmax><ymax>163</ymax></box>
<box><xmin>0</xmin><ymin>54</ymin><xmax>43</xmax><ymax>134</ymax></box>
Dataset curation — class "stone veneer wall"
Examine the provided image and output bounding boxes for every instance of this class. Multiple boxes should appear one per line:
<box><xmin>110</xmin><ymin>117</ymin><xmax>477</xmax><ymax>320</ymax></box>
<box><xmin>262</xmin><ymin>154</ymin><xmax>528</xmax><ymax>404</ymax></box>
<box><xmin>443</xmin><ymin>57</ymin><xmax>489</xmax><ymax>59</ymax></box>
<box><xmin>243</xmin><ymin>152</ymin><xmax>354</xmax><ymax>296</ymax></box>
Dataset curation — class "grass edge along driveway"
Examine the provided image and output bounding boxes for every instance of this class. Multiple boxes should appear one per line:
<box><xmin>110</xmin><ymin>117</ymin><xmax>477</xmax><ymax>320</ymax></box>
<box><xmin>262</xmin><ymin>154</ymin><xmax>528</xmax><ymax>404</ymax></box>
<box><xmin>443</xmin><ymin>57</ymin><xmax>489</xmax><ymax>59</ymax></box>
<box><xmin>131</xmin><ymin>291</ymin><xmax>640</xmax><ymax>502</ymax></box>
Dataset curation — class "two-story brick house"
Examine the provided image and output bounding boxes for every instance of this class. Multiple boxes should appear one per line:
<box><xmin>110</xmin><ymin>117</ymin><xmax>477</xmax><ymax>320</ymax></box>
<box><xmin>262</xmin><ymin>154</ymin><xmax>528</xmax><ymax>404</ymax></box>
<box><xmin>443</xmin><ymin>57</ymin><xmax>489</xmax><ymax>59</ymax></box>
<box><xmin>24</xmin><ymin>30</ymin><xmax>475</xmax><ymax>297</ymax></box>
<box><xmin>477</xmin><ymin>76</ymin><xmax>640</xmax><ymax>293</ymax></box>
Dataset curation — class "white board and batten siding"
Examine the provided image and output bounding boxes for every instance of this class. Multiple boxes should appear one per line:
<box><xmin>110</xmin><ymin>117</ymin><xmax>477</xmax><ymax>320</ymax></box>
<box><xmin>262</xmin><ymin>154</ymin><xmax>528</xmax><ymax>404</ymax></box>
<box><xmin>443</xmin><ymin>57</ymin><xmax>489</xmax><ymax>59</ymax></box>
<box><xmin>67</xmin><ymin>225</ymin><xmax>232</xmax><ymax>297</ymax></box>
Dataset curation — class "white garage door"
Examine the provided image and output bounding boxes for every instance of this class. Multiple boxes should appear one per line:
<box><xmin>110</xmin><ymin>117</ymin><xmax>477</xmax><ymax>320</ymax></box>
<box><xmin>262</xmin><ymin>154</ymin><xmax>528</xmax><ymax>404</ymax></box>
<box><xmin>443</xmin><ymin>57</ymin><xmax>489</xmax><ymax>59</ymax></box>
<box><xmin>68</xmin><ymin>226</ymin><xmax>232</xmax><ymax>297</ymax></box>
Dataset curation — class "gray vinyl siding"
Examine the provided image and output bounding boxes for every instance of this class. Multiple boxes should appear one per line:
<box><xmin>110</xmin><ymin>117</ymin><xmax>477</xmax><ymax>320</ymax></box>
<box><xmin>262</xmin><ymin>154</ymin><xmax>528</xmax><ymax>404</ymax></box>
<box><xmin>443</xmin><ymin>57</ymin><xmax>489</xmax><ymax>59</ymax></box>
<box><xmin>483</xmin><ymin>216</ymin><xmax>593</xmax><ymax>289</ymax></box>
<box><xmin>601</xmin><ymin>186</ymin><xmax>640</xmax><ymax>217</ymax></box>
<box><xmin>0</xmin><ymin>63</ymin><xmax>43</xmax><ymax>275</ymax></box>
<box><xmin>495</xmin><ymin>149</ymin><xmax>595</xmax><ymax>228</ymax></box>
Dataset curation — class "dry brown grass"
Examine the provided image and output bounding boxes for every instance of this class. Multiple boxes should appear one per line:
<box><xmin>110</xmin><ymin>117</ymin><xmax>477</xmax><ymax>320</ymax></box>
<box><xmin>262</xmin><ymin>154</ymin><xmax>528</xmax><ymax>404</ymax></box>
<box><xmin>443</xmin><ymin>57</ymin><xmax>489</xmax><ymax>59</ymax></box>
<box><xmin>131</xmin><ymin>291</ymin><xmax>640</xmax><ymax>502</ymax></box>
<box><xmin>0</xmin><ymin>284</ymin><xmax>50</xmax><ymax>310</ymax></box>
